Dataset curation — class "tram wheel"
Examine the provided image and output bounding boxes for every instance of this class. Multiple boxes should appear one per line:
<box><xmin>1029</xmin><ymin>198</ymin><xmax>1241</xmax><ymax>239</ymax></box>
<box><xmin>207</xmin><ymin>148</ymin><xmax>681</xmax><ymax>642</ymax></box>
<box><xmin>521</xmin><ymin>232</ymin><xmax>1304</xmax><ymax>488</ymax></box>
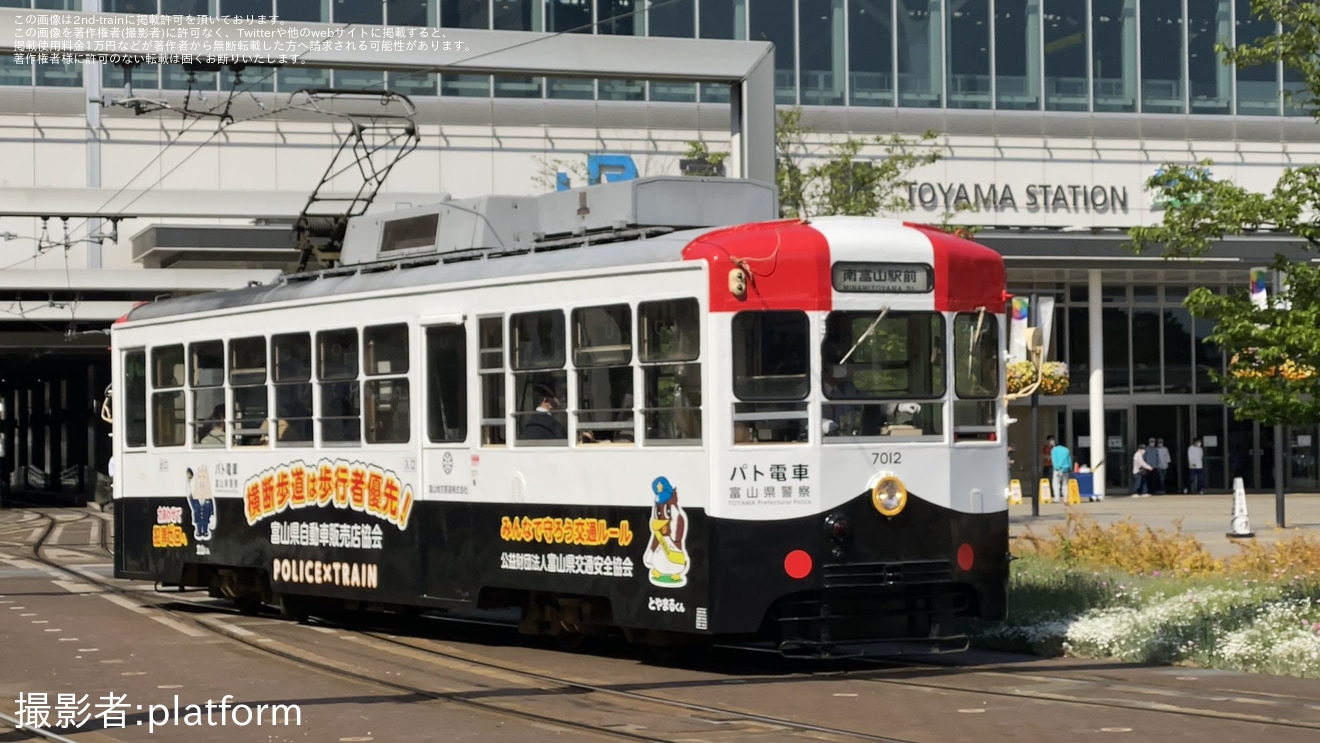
<box><xmin>235</xmin><ymin>597</ymin><xmax>263</xmax><ymax>616</ymax></box>
<box><xmin>553</xmin><ymin>631</ymin><xmax>588</xmax><ymax>653</ymax></box>
<box><xmin>645</xmin><ymin>640</ymin><xmax>686</xmax><ymax>665</ymax></box>
<box><xmin>278</xmin><ymin>595</ymin><xmax>312</xmax><ymax>624</ymax></box>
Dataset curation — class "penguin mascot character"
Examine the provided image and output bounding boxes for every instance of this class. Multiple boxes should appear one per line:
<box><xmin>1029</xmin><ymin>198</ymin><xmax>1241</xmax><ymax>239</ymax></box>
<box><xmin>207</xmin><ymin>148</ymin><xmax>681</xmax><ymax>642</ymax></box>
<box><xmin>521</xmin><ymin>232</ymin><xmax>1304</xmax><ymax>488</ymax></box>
<box><xmin>643</xmin><ymin>476</ymin><xmax>690</xmax><ymax>587</ymax></box>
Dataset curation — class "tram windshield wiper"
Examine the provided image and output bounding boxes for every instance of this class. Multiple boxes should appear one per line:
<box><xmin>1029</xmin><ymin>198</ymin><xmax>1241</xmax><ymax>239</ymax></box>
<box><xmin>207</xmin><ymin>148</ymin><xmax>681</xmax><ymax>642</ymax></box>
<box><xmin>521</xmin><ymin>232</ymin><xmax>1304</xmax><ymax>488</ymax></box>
<box><xmin>838</xmin><ymin>307</ymin><xmax>890</xmax><ymax>366</ymax></box>
<box><xmin>966</xmin><ymin>306</ymin><xmax>987</xmax><ymax>380</ymax></box>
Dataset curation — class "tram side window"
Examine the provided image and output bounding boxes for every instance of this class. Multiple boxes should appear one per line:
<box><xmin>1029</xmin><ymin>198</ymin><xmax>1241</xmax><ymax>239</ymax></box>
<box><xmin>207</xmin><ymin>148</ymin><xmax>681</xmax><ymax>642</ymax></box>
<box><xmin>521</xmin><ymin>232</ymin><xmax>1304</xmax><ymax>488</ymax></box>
<box><xmin>426</xmin><ymin>325</ymin><xmax>467</xmax><ymax>443</ymax></box>
<box><xmin>639</xmin><ymin>299</ymin><xmax>701</xmax><ymax>444</ymax></box>
<box><xmin>272</xmin><ymin>332</ymin><xmax>313</xmax><ymax>447</ymax></box>
<box><xmin>732</xmin><ymin>311</ymin><xmax>809</xmax><ymax>444</ymax></box>
<box><xmin>230</xmin><ymin>337</ymin><xmax>268</xmax><ymax>447</ymax></box>
<box><xmin>364</xmin><ymin>323</ymin><xmax>410</xmax><ymax>444</ymax></box>
<box><xmin>478</xmin><ymin>316</ymin><xmax>506</xmax><ymax>446</ymax></box>
<box><xmin>190</xmin><ymin>341</ymin><xmax>225</xmax><ymax>448</ymax></box>
<box><xmin>573</xmin><ymin>304</ymin><xmax>633</xmax><ymax>444</ymax></box>
<box><xmin>150</xmin><ymin>344</ymin><xmax>186</xmax><ymax>447</ymax></box>
<box><xmin>123</xmin><ymin>350</ymin><xmax>147</xmax><ymax>448</ymax></box>
<box><xmin>821</xmin><ymin>311</ymin><xmax>947</xmax><ymax>439</ymax></box>
<box><xmin>511</xmin><ymin>310</ymin><xmax>567</xmax><ymax>445</ymax></box>
<box><xmin>318</xmin><ymin>328</ymin><xmax>361</xmax><ymax>445</ymax></box>
<box><xmin>953</xmin><ymin>311</ymin><xmax>1000</xmax><ymax>438</ymax></box>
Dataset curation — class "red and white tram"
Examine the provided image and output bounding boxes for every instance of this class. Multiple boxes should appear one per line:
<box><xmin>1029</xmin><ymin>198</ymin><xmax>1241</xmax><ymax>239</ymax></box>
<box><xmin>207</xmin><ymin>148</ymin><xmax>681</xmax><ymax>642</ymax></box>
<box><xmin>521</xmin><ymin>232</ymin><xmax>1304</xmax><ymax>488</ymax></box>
<box><xmin>110</xmin><ymin>176</ymin><xmax>1010</xmax><ymax>657</ymax></box>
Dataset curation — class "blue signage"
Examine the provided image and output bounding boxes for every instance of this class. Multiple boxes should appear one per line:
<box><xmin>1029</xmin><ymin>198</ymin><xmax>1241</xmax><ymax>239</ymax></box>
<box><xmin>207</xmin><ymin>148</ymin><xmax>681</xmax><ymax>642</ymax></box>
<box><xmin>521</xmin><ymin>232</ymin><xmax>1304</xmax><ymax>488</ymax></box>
<box><xmin>557</xmin><ymin>154</ymin><xmax>640</xmax><ymax>191</ymax></box>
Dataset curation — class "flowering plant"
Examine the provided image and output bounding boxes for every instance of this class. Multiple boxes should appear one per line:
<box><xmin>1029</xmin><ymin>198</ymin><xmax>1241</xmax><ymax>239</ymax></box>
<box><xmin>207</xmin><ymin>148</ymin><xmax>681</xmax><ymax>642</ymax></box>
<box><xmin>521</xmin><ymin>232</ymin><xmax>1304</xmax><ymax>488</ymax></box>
<box><xmin>1039</xmin><ymin>362</ymin><xmax>1070</xmax><ymax>395</ymax></box>
<box><xmin>1006</xmin><ymin>360</ymin><xmax>1036</xmax><ymax>395</ymax></box>
<box><xmin>1230</xmin><ymin>351</ymin><xmax>1316</xmax><ymax>382</ymax></box>
<box><xmin>1006</xmin><ymin>360</ymin><xmax>1070</xmax><ymax>395</ymax></box>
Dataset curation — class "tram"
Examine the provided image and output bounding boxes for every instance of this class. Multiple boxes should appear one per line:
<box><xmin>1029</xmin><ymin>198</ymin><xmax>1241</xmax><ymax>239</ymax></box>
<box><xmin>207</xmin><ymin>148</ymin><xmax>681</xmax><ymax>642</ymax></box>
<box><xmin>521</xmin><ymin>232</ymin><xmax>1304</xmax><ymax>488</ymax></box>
<box><xmin>109</xmin><ymin>176</ymin><xmax>1012</xmax><ymax>657</ymax></box>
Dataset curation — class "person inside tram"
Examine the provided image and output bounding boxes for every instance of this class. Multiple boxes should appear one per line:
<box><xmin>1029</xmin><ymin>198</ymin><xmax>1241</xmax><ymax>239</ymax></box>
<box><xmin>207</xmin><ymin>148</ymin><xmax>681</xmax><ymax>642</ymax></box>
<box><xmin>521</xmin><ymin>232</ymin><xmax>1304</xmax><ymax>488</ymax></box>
<box><xmin>272</xmin><ymin>395</ymin><xmax>313</xmax><ymax>444</ymax></box>
<box><xmin>197</xmin><ymin>405</ymin><xmax>225</xmax><ymax>447</ymax></box>
<box><xmin>521</xmin><ymin>383</ymin><xmax>568</xmax><ymax>441</ymax></box>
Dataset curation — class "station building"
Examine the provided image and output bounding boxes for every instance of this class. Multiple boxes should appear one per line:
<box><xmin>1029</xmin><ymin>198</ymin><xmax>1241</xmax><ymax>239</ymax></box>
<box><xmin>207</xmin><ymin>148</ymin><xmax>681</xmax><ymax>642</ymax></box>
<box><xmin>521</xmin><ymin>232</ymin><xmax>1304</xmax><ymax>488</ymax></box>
<box><xmin>1</xmin><ymin>0</ymin><xmax>1319</xmax><ymax>496</ymax></box>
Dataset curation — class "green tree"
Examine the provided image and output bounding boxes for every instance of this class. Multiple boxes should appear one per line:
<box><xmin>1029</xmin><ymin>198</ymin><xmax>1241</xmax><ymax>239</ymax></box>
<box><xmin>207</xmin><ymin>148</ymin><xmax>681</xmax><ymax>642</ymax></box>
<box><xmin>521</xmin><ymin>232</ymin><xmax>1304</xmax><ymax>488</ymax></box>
<box><xmin>683</xmin><ymin>107</ymin><xmax>976</xmax><ymax>232</ymax></box>
<box><xmin>1128</xmin><ymin>0</ymin><xmax>1320</xmax><ymax>424</ymax></box>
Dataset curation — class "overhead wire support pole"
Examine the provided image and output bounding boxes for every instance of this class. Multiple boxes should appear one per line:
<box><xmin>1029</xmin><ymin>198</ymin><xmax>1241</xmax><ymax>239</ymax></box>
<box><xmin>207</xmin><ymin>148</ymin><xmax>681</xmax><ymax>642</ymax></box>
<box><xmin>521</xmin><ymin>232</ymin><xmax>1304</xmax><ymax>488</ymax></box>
<box><xmin>1030</xmin><ymin>291</ymin><xmax>1040</xmax><ymax>519</ymax></box>
<box><xmin>1273</xmin><ymin>268</ymin><xmax>1286</xmax><ymax>528</ymax></box>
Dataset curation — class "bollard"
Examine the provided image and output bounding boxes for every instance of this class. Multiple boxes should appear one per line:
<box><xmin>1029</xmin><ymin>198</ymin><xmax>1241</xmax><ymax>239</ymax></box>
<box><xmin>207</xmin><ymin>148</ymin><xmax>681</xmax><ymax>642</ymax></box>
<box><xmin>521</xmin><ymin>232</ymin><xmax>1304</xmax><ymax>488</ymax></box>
<box><xmin>1227</xmin><ymin>477</ymin><xmax>1254</xmax><ymax>539</ymax></box>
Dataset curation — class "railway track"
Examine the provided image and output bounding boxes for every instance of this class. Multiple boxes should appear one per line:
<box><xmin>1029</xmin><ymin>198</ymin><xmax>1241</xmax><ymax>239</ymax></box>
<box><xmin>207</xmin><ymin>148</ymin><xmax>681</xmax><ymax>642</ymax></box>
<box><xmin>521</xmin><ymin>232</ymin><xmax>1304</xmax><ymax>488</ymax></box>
<box><xmin>7</xmin><ymin>505</ymin><xmax>1320</xmax><ymax>742</ymax></box>
<box><xmin>847</xmin><ymin>657</ymin><xmax>1320</xmax><ymax>732</ymax></box>
<box><xmin>5</xmin><ymin>507</ymin><xmax>918</xmax><ymax>743</ymax></box>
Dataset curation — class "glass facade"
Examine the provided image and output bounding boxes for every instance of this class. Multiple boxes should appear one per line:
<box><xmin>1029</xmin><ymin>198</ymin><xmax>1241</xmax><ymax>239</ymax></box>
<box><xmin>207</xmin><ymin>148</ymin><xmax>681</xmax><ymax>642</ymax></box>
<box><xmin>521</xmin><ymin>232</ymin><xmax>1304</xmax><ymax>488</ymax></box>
<box><xmin>2</xmin><ymin>0</ymin><xmax>1304</xmax><ymax>117</ymax></box>
<box><xmin>1015</xmin><ymin>279</ymin><xmax>1320</xmax><ymax>493</ymax></box>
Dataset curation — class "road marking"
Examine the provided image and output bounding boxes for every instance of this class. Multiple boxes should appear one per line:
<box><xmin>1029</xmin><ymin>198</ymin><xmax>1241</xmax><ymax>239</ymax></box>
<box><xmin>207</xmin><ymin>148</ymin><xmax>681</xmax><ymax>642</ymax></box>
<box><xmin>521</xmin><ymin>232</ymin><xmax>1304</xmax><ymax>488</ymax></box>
<box><xmin>49</xmin><ymin>522</ymin><xmax>66</xmax><ymax>546</ymax></box>
<box><xmin>52</xmin><ymin>580</ymin><xmax>97</xmax><ymax>594</ymax></box>
<box><xmin>195</xmin><ymin>615</ymin><xmax>253</xmax><ymax>636</ymax></box>
<box><xmin>44</xmin><ymin>628</ymin><xmax>61</xmax><ymax>633</ymax></box>
<box><xmin>157</xmin><ymin>685</ymin><xmax>184</xmax><ymax>690</ymax></box>
<box><xmin>89</xmin><ymin>521</ymin><xmax>100</xmax><ymax>546</ymax></box>
<box><xmin>149</xmin><ymin>615</ymin><xmax>206</xmax><ymax>638</ymax></box>
<box><xmin>57</xmin><ymin>637</ymin><xmax>79</xmax><ymax>641</ymax></box>
<box><xmin>99</xmin><ymin>594</ymin><xmax>147</xmax><ymax>615</ymax></box>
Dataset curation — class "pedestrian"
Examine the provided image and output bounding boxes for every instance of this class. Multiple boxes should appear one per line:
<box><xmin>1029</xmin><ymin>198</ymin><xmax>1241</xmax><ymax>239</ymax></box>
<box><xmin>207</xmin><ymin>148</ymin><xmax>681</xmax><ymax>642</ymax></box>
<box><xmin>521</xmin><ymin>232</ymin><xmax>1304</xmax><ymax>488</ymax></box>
<box><xmin>1132</xmin><ymin>443</ymin><xmax>1154</xmax><ymax>497</ymax></box>
<box><xmin>1143</xmin><ymin>438</ymin><xmax>1160</xmax><ymax>493</ymax></box>
<box><xmin>1155</xmin><ymin>438</ymin><xmax>1171</xmax><ymax>493</ymax></box>
<box><xmin>1050</xmin><ymin>440</ymin><xmax>1073</xmax><ymax>503</ymax></box>
<box><xmin>1186</xmin><ymin>437</ymin><xmax>1205</xmax><ymax>494</ymax></box>
<box><xmin>1041</xmin><ymin>435</ymin><xmax>1056</xmax><ymax>483</ymax></box>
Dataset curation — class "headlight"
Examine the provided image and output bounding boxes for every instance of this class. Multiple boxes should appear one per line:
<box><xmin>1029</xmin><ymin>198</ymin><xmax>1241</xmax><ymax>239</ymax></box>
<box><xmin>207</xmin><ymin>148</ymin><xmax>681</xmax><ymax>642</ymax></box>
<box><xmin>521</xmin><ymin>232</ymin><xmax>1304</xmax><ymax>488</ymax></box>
<box><xmin>871</xmin><ymin>474</ymin><xmax>908</xmax><ymax>517</ymax></box>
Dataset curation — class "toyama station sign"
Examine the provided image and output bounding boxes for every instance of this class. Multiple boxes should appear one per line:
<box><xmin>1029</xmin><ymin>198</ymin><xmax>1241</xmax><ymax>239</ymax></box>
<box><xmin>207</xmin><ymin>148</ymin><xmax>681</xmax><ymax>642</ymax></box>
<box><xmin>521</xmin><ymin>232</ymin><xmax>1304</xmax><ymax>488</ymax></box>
<box><xmin>905</xmin><ymin>182</ymin><xmax>1130</xmax><ymax>214</ymax></box>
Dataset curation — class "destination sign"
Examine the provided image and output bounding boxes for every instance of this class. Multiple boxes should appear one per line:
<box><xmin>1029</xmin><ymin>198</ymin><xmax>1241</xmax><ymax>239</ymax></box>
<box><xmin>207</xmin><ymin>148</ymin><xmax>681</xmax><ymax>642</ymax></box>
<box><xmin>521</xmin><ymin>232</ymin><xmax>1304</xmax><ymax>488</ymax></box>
<box><xmin>832</xmin><ymin>262</ymin><xmax>933</xmax><ymax>294</ymax></box>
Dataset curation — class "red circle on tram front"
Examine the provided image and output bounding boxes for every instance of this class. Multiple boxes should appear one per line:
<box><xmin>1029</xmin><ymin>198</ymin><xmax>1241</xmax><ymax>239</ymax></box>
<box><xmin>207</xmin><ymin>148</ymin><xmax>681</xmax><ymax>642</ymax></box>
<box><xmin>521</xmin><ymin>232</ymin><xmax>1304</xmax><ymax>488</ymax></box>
<box><xmin>957</xmin><ymin>543</ymin><xmax>975</xmax><ymax>571</ymax></box>
<box><xmin>784</xmin><ymin>550</ymin><xmax>813</xmax><ymax>579</ymax></box>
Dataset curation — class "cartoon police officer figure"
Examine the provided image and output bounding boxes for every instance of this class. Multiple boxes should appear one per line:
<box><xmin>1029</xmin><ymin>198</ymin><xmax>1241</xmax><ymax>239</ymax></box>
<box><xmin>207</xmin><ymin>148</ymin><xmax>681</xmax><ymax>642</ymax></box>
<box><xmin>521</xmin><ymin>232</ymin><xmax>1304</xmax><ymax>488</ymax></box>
<box><xmin>185</xmin><ymin>467</ymin><xmax>217</xmax><ymax>542</ymax></box>
<box><xmin>643</xmin><ymin>476</ymin><xmax>690</xmax><ymax>588</ymax></box>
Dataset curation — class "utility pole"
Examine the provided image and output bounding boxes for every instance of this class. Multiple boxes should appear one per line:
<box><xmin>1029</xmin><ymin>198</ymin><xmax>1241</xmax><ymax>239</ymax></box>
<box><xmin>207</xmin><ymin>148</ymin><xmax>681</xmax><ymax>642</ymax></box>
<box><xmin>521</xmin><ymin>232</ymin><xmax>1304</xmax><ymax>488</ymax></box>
<box><xmin>1030</xmin><ymin>291</ymin><xmax>1040</xmax><ymax>519</ymax></box>
<box><xmin>1273</xmin><ymin>269</ymin><xmax>1286</xmax><ymax>528</ymax></box>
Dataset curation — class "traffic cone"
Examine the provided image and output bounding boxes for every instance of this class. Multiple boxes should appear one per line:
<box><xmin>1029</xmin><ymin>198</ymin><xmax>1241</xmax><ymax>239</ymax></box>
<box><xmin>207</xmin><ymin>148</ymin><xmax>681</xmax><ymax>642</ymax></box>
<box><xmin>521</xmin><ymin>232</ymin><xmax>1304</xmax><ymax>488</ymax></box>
<box><xmin>1226</xmin><ymin>477</ymin><xmax>1254</xmax><ymax>539</ymax></box>
<box><xmin>1038</xmin><ymin>478</ymin><xmax>1052</xmax><ymax>504</ymax></box>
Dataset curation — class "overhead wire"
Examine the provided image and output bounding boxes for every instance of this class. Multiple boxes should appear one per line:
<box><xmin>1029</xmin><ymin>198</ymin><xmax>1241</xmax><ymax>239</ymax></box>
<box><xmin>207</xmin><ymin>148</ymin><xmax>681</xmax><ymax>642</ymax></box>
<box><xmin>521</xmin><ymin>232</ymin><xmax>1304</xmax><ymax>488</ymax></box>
<box><xmin>6</xmin><ymin>0</ymin><xmax>695</xmax><ymax>275</ymax></box>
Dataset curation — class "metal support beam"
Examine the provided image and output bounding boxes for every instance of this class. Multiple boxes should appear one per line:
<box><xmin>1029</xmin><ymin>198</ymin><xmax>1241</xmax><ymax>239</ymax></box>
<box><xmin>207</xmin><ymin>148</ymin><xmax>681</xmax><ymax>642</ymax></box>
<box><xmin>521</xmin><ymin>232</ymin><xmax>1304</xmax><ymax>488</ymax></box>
<box><xmin>0</xmin><ymin>188</ymin><xmax>447</xmax><ymax>220</ymax></box>
<box><xmin>82</xmin><ymin>0</ymin><xmax>103</xmax><ymax>269</ymax></box>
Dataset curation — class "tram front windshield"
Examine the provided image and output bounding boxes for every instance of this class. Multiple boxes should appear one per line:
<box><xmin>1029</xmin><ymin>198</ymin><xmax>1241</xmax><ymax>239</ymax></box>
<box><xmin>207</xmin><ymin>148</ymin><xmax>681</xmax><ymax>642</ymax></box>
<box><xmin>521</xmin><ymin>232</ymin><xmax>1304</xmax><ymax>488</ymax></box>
<box><xmin>821</xmin><ymin>311</ymin><xmax>946</xmax><ymax>438</ymax></box>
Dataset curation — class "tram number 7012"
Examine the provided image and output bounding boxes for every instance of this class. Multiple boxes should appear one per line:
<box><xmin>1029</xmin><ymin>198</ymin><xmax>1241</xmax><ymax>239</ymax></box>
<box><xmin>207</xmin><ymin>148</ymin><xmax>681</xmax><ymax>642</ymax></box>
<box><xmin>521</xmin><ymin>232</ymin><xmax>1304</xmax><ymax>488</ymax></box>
<box><xmin>871</xmin><ymin>451</ymin><xmax>902</xmax><ymax>465</ymax></box>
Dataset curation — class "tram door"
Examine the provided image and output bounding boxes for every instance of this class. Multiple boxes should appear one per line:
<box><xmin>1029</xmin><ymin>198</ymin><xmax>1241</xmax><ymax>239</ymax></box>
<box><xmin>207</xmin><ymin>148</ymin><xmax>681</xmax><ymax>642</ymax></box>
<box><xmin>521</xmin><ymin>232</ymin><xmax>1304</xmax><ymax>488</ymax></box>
<box><xmin>420</xmin><ymin>318</ymin><xmax>473</xmax><ymax>601</ymax></box>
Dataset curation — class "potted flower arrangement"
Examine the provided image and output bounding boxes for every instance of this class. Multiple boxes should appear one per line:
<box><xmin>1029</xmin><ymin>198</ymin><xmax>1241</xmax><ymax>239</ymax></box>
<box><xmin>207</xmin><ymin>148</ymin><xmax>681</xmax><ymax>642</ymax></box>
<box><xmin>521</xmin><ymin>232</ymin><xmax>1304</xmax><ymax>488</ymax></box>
<box><xmin>1005</xmin><ymin>360</ymin><xmax>1070</xmax><ymax>396</ymax></box>
<box><xmin>1039</xmin><ymin>362</ymin><xmax>1070</xmax><ymax>395</ymax></box>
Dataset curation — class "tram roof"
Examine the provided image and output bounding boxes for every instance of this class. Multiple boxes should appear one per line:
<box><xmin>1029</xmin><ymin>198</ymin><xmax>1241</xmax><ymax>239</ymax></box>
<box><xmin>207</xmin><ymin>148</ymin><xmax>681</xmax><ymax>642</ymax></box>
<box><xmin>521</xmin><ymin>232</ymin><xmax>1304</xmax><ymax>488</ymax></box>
<box><xmin>124</xmin><ymin>226</ymin><xmax>708</xmax><ymax>324</ymax></box>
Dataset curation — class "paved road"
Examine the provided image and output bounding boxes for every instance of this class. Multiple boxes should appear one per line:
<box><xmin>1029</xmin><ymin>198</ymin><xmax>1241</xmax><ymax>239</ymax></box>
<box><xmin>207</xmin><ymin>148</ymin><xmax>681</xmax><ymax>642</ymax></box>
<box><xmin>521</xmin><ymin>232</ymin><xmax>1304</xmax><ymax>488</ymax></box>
<box><xmin>4</xmin><ymin>505</ymin><xmax>1320</xmax><ymax>743</ymax></box>
<box><xmin>1011</xmin><ymin>493</ymin><xmax>1320</xmax><ymax>557</ymax></box>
